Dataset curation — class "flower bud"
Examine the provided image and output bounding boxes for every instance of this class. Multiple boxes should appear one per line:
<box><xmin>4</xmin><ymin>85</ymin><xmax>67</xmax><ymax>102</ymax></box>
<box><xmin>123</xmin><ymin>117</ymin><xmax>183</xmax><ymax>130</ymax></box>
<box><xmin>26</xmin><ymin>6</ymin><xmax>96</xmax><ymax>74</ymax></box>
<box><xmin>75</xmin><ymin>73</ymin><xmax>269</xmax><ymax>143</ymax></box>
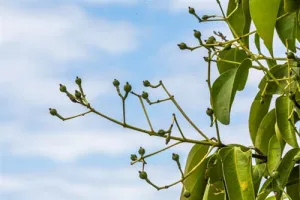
<box><xmin>287</xmin><ymin>52</ymin><xmax>296</xmax><ymax>59</ymax></box>
<box><xmin>142</xmin><ymin>91</ymin><xmax>149</xmax><ymax>99</ymax></box>
<box><xmin>49</xmin><ymin>108</ymin><xmax>57</xmax><ymax>116</ymax></box>
<box><xmin>177</xmin><ymin>42</ymin><xmax>188</xmax><ymax>50</ymax></box>
<box><xmin>193</xmin><ymin>30</ymin><xmax>201</xmax><ymax>39</ymax></box>
<box><xmin>206</xmin><ymin>36</ymin><xmax>216</xmax><ymax>44</ymax></box>
<box><xmin>143</xmin><ymin>80</ymin><xmax>150</xmax><ymax>87</ymax></box>
<box><xmin>202</xmin><ymin>15</ymin><xmax>209</xmax><ymax>20</ymax></box>
<box><xmin>113</xmin><ymin>79</ymin><xmax>120</xmax><ymax>87</ymax></box>
<box><xmin>124</xmin><ymin>82</ymin><xmax>132</xmax><ymax>93</ymax></box>
<box><xmin>69</xmin><ymin>95</ymin><xmax>77</xmax><ymax>103</ymax></box>
<box><xmin>59</xmin><ymin>84</ymin><xmax>67</xmax><ymax>93</ymax></box>
<box><xmin>206</xmin><ymin>108</ymin><xmax>214</xmax><ymax>116</ymax></box>
<box><xmin>75</xmin><ymin>76</ymin><xmax>82</xmax><ymax>85</ymax></box>
<box><xmin>223</xmin><ymin>43</ymin><xmax>231</xmax><ymax>50</ymax></box>
<box><xmin>139</xmin><ymin>171</ymin><xmax>148</xmax><ymax>180</ymax></box>
<box><xmin>183</xmin><ymin>190</ymin><xmax>191</xmax><ymax>198</ymax></box>
<box><xmin>130</xmin><ymin>154</ymin><xmax>138</xmax><ymax>161</ymax></box>
<box><xmin>157</xmin><ymin>129</ymin><xmax>166</xmax><ymax>136</ymax></box>
<box><xmin>188</xmin><ymin>7</ymin><xmax>195</xmax><ymax>14</ymax></box>
<box><xmin>172</xmin><ymin>153</ymin><xmax>179</xmax><ymax>161</ymax></box>
<box><xmin>138</xmin><ymin>147</ymin><xmax>145</xmax><ymax>156</ymax></box>
<box><xmin>75</xmin><ymin>90</ymin><xmax>81</xmax><ymax>98</ymax></box>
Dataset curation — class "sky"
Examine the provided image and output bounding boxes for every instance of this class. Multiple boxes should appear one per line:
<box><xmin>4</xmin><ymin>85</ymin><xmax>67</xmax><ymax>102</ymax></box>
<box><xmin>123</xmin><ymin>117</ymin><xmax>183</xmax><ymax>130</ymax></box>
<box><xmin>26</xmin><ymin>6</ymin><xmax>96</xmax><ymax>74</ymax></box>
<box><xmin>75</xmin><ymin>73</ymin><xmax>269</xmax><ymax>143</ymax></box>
<box><xmin>0</xmin><ymin>0</ymin><xmax>298</xmax><ymax>199</ymax></box>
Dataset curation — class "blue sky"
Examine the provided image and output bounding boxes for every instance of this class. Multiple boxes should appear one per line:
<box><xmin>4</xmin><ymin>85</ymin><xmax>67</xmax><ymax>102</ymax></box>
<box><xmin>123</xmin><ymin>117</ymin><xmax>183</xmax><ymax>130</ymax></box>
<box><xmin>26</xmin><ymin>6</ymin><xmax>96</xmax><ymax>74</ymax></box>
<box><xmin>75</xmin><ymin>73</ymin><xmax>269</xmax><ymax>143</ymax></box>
<box><xmin>0</xmin><ymin>0</ymin><xmax>296</xmax><ymax>199</ymax></box>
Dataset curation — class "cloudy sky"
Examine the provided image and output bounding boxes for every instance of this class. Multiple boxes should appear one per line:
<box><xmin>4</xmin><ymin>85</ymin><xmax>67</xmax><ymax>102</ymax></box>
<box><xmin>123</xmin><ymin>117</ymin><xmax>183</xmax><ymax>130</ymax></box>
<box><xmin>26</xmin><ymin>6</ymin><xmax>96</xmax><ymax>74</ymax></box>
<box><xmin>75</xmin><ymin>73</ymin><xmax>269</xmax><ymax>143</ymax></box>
<box><xmin>0</xmin><ymin>0</ymin><xmax>296</xmax><ymax>199</ymax></box>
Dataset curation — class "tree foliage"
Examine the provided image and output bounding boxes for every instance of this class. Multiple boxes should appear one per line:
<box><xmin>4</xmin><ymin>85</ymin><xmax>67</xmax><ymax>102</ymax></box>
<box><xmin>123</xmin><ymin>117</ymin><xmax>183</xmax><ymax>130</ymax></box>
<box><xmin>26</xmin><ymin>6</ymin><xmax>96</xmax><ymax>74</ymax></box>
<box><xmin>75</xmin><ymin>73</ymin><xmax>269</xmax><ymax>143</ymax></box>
<box><xmin>50</xmin><ymin>0</ymin><xmax>300</xmax><ymax>199</ymax></box>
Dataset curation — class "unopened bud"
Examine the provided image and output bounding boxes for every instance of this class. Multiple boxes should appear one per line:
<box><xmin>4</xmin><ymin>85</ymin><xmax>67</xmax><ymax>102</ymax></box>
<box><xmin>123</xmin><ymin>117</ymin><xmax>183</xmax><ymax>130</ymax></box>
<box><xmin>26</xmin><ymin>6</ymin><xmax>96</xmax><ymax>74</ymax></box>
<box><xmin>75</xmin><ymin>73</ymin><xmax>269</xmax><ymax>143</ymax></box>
<box><xmin>172</xmin><ymin>153</ymin><xmax>179</xmax><ymax>161</ymax></box>
<box><xmin>130</xmin><ymin>154</ymin><xmax>138</xmax><ymax>161</ymax></box>
<box><xmin>59</xmin><ymin>84</ymin><xmax>67</xmax><ymax>93</ymax></box>
<box><xmin>177</xmin><ymin>42</ymin><xmax>188</xmax><ymax>50</ymax></box>
<box><xmin>124</xmin><ymin>82</ymin><xmax>132</xmax><ymax>93</ymax></box>
<box><xmin>49</xmin><ymin>108</ymin><xmax>57</xmax><ymax>116</ymax></box>
<box><xmin>142</xmin><ymin>91</ymin><xmax>149</xmax><ymax>99</ymax></box>
<box><xmin>75</xmin><ymin>76</ymin><xmax>82</xmax><ymax>85</ymax></box>
<box><xmin>138</xmin><ymin>147</ymin><xmax>145</xmax><ymax>156</ymax></box>
<box><xmin>139</xmin><ymin>171</ymin><xmax>148</xmax><ymax>180</ymax></box>
<box><xmin>113</xmin><ymin>79</ymin><xmax>120</xmax><ymax>87</ymax></box>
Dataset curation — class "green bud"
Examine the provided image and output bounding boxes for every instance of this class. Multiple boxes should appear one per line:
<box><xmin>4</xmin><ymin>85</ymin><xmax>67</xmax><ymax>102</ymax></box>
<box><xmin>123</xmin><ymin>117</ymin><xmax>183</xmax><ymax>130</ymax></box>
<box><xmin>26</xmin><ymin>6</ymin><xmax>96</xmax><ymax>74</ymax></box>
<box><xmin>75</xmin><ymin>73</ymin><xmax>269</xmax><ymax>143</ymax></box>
<box><xmin>287</xmin><ymin>52</ymin><xmax>296</xmax><ymax>59</ymax></box>
<box><xmin>59</xmin><ymin>84</ymin><xmax>67</xmax><ymax>93</ymax></box>
<box><xmin>183</xmin><ymin>190</ymin><xmax>191</xmax><ymax>198</ymax></box>
<box><xmin>75</xmin><ymin>76</ymin><xmax>82</xmax><ymax>85</ymax></box>
<box><xmin>223</xmin><ymin>43</ymin><xmax>231</xmax><ymax>50</ymax></box>
<box><xmin>188</xmin><ymin>7</ymin><xmax>195</xmax><ymax>14</ymax></box>
<box><xmin>75</xmin><ymin>90</ymin><xmax>81</xmax><ymax>98</ymax></box>
<box><xmin>143</xmin><ymin>80</ymin><xmax>150</xmax><ymax>87</ymax></box>
<box><xmin>177</xmin><ymin>42</ymin><xmax>188</xmax><ymax>50</ymax></box>
<box><xmin>138</xmin><ymin>147</ymin><xmax>145</xmax><ymax>156</ymax></box>
<box><xmin>193</xmin><ymin>30</ymin><xmax>201</xmax><ymax>39</ymax></box>
<box><xmin>130</xmin><ymin>154</ymin><xmax>138</xmax><ymax>161</ymax></box>
<box><xmin>69</xmin><ymin>95</ymin><xmax>77</xmax><ymax>103</ymax></box>
<box><xmin>49</xmin><ymin>108</ymin><xmax>57</xmax><ymax>116</ymax></box>
<box><xmin>206</xmin><ymin>36</ymin><xmax>216</xmax><ymax>44</ymax></box>
<box><xmin>157</xmin><ymin>129</ymin><xmax>166</xmax><ymax>136</ymax></box>
<box><xmin>124</xmin><ymin>82</ymin><xmax>132</xmax><ymax>93</ymax></box>
<box><xmin>202</xmin><ymin>15</ymin><xmax>209</xmax><ymax>20</ymax></box>
<box><xmin>206</xmin><ymin>108</ymin><xmax>214</xmax><ymax>116</ymax></box>
<box><xmin>139</xmin><ymin>171</ymin><xmax>148</xmax><ymax>180</ymax></box>
<box><xmin>113</xmin><ymin>79</ymin><xmax>120</xmax><ymax>87</ymax></box>
<box><xmin>142</xmin><ymin>91</ymin><xmax>149</xmax><ymax>99</ymax></box>
<box><xmin>271</xmin><ymin>171</ymin><xmax>279</xmax><ymax>178</ymax></box>
<box><xmin>172</xmin><ymin>153</ymin><xmax>179</xmax><ymax>161</ymax></box>
<box><xmin>203</xmin><ymin>57</ymin><xmax>209</xmax><ymax>62</ymax></box>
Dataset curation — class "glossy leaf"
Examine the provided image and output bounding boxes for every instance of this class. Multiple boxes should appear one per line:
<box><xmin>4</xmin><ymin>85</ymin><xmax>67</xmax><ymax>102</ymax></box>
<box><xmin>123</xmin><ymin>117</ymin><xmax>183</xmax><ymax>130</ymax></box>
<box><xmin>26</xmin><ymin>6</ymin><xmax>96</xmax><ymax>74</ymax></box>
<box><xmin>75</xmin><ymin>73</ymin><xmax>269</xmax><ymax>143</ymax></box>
<box><xmin>250</xmin><ymin>0</ymin><xmax>281</xmax><ymax>56</ymax></box>
<box><xmin>249</xmin><ymin>90</ymin><xmax>272</xmax><ymax>145</ymax></box>
<box><xmin>203</xmin><ymin>181</ymin><xmax>226</xmax><ymax>200</ymax></box>
<box><xmin>273</xmin><ymin>148</ymin><xmax>300</xmax><ymax>199</ymax></box>
<box><xmin>284</xmin><ymin>0</ymin><xmax>300</xmax><ymax>13</ymax></box>
<box><xmin>217</xmin><ymin>48</ymin><xmax>248</xmax><ymax>74</ymax></box>
<box><xmin>275</xmin><ymin>122</ymin><xmax>286</xmax><ymax>153</ymax></box>
<box><xmin>180</xmin><ymin>144</ymin><xmax>209</xmax><ymax>200</ymax></box>
<box><xmin>220</xmin><ymin>147</ymin><xmax>255</xmax><ymax>199</ymax></box>
<box><xmin>206</xmin><ymin>153</ymin><xmax>222</xmax><ymax>184</ymax></box>
<box><xmin>286</xmin><ymin>165</ymin><xmax>300</xmax><ymax>199</ymax></box>
<box><xmin>255</xmin><ymin>109</ymin><xmax>276</xmax><ymax>155</ymax></box>
<box><xmin>212</xmin><ymin>59</ymin><xmax>251</xmax><ymax>124</ymax></box>
<box><xmin>275</xmin><ymin>96</ymin><xmax>298</xmax><ymax>148</ymax></box>
<box><xmin>254</xmin><ymin>33</ymin><xmax>261</xmax><ymax>53</ymax></box>
<box><xmin>276</xmin><ymin>0</ymin><xmax>297</xmax><ymax>52</ymax></box>
<box><xmin>267</xmin><ymin>135</ymin><xmax>281</xmax><ymax>175</ymax></box>
<box><xmin>252</xmin><ymin>163</ymin><xmax>266</xmax><ymax>195</ymax></box>
<box><xmin>227</xmin><ymin>0</ymin><xmax>251</xmax><ymax>47</ymax></box>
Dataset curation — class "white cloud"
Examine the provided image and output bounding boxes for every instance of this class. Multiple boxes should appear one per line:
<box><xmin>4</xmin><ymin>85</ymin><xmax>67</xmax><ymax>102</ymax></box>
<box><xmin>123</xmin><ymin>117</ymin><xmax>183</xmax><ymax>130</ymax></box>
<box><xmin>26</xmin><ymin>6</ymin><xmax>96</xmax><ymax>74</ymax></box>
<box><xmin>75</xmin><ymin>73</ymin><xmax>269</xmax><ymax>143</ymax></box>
<box><xmin>0</xmin><ymin>166</ymin><xmax>181</xmax><ymax>200</ymax></box>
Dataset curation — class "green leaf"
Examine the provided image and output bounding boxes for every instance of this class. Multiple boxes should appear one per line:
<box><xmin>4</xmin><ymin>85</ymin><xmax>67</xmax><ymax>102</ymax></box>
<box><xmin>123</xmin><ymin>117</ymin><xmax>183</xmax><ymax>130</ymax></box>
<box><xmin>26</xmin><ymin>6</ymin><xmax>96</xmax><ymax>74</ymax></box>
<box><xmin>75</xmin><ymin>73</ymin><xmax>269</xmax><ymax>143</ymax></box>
<box><xmin>252</xmin><ymin>163</ymin><xmax>266</xmax><ymax>196</ymax></box>
<box><xmin>203</xmin><ymin>181</ymin><xmax>226</xmax><ymax>200</ymax></box>
<box><xmin>217</xmin><ymin>48</ymin><xmax>248</xmax><ymax>74</ymax></box>
<box><xmin>267</xmin><ymin>135</ymin><xmax>281</xmax><ymax>175</ymax></box>
<box><xmin>286</xmin><ymin>165</ymin><xmax>300</xmax><ymax>200</ymax></box>
<box><xmin>284</xmin><ymin>0</ymin><xmax>300</xmax><ymax>13</ymax></box>
<box><xmin>276</xmin><ymin>0</ymin><xmax>297</xmax><ymax>52</ymax></box>
<box><xmin>206</xmin><ymin>153</ymin><xmax>222</xmax><ymax>184</ymax></box>
<box><xmin>250</xmin><ymin>0</ymin><xmax>281</xmax><ymax>56</ymax></box>
<box><xmin>255</xmin><ymin>109</ymin><xmax>276</xmax><ymax>155</ymax></box>
<box><xmin>254</xmin><ymin>33</ymin><xmax>261</xmax><ymax>53</ymax></box>
<box><xmin>227</xmin><ymin>0</ymin><xmax>251</xmax><ymax>48</ymax></box>
<box><xmin>273</xmin><ymin>148</ymin><xmax>300</xmax><ymax>199</ymax></box>
<box><xmin>249</xmin><ymin>91</ymin><xmax>272</xmax><ymax>145</ymax></box>
<box><xmin>256</xmin><ymin>178</ymin><xmax>273</xmax><ymax>200</ymax></box>
<box><xmin>275</xmin><ymin>121</ymin><xmax>286</xmax><ymax>153</ymax></box>
<box><xmin>258</xmin><ymin>64</ymin><xmax>288</xmax><ymax>95</ymax></box>
<box><xmin>266</xmin><ymin>59</ymin><xmax>277</xmax><ymax>69</ymax></box>
<box><xmin>212</xmin><ymin>59</ymin><xmax>251</xmax><ymax>124</ymax></box>
<box><xmin>220</xmin><ymin>147</ymin><xmax>255</xmax><ymax>199</ymax></box>
<box><xmin>275</xmin><ymin>96</ymin><xmax>298</xmax><ymax>148</ymax></box>
<box><xmin>180</xmin><ymin>144</ymin><xmax>210</xmax><ymax>200</ymax></box>
<box><xmin>297</xmin><ymin>12</ymin><xmax>300</xmax><ymax>42</ymax></box>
